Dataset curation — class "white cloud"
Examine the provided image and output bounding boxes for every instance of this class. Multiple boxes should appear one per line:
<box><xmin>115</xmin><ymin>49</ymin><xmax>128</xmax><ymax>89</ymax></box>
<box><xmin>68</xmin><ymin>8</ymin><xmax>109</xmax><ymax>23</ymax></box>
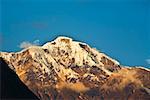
<box><xmin>19</xmin><ymin>40</ymin><xmax>40</xmax><ymax>49</ymax></box>
<box><xmin>19</xmin><ymin>41</ymin><xmax>33</xmax><ymax>49</ymax></box>
<box><xmin>33</xmin><ymin>39</ymin><xmax>40</xmax><ymax>44</ymax></box>
<box><xmin>146</xmin><ymin>59</ymin><xmax>150</xmax><ymax>65</ymax></box>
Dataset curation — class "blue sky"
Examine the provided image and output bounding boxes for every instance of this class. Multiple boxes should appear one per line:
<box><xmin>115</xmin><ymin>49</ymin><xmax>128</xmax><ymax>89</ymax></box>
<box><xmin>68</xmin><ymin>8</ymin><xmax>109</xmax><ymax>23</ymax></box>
<box><xmin>1</xmin><ymin>0</ymin><xmax>150</xmax><ymax>68</ymax></box>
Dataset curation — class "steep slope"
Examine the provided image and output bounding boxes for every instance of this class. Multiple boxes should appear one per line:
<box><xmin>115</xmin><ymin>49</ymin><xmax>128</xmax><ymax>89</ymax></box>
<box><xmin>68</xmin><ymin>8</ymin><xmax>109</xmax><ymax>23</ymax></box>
<box><xmin>0</xmin><ymin>58</ymin><xmax>39</xmax><ymax>99</ymax></box>
<box><xmin>0</xmin><ymin>36</ymin><xmax>150</xmax><ymax>100</ymax></box>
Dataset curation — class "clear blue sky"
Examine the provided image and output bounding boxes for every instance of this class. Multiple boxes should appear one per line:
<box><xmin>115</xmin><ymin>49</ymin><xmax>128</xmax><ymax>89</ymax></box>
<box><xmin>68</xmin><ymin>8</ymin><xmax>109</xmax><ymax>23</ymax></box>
<box><xmin>1</xmin><ymin>0</ymin><xmax>150</xmax><ymax>68</ymax></box>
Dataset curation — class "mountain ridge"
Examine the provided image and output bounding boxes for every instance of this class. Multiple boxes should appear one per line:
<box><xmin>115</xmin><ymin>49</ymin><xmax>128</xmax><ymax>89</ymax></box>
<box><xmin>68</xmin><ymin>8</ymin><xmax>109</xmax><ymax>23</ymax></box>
<box><xmin>0</xmin><ymin>36</ymin><xmax>150</xmax><ymax>100</ymax></box>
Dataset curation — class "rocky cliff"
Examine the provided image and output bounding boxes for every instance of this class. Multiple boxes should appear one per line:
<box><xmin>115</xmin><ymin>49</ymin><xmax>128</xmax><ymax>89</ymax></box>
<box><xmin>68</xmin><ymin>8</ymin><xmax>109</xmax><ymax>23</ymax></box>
<box><xmin>0</xmin><ymin>36</ymin><xmax>150</xmax><ymax>100</ymax></box>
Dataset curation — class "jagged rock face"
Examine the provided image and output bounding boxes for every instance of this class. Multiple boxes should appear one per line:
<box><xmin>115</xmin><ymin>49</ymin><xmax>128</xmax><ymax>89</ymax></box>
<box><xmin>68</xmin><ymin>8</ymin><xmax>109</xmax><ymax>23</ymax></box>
<box><xmin>0</xmin><ymin>58</ymin><xmax>39</xmax><ymax>99</ymax></box>
<box><xmin>0</xmin><ymin>36</ymin><xmax>150</xmax><ymax>100</ymax></box>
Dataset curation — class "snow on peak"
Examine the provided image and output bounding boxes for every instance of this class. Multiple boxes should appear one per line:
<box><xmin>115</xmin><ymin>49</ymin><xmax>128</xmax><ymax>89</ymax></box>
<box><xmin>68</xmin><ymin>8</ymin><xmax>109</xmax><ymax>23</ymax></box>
<box><xmin>1</xmin><ymin>36</ymin><xmax>150</xmax><ymax>100</ymax></box>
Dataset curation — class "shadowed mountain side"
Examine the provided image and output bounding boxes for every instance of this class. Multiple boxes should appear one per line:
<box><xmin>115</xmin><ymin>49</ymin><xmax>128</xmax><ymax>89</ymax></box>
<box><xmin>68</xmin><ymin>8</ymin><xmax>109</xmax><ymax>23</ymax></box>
<box><xmin>0</xmin><ymin>58</ymin><xmax>39</xmax><ymax>99</ymax></box>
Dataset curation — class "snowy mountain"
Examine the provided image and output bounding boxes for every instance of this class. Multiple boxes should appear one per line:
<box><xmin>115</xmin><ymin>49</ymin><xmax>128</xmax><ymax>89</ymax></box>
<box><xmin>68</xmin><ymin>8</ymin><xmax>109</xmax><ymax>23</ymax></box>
<box><xmin>0</xmin><ymin>36</ymin><xmax>150</xmax><ymax>100</ymax></box>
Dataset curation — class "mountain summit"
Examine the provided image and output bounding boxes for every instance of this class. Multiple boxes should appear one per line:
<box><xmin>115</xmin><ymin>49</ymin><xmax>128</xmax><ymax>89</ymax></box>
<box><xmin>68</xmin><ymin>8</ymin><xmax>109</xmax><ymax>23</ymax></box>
<box><xmin>0</xmin><ymin>36</ymin><xmax>150</xmax><ymax>100</ymax></box>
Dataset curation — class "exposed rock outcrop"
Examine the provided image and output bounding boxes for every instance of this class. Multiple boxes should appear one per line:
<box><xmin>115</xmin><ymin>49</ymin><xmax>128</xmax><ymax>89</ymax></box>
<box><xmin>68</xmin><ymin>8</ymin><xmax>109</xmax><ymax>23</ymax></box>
<box><xmin>0</xmin><ymin>36</ymin><xmax>150</xmax><ymax>100</ymax></box>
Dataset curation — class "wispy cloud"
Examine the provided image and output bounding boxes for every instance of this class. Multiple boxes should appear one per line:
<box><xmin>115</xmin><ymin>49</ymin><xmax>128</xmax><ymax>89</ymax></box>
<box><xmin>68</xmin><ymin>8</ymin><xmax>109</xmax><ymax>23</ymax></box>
<box><xmin>19</xmin><ymin>40</ymin><xmax>40</xmax><ymax>49</ymax></box>
<box><xmin>31</xmin><ymin>22</ymin><xmax>49</xmax><ymax>29</ymax></box>
<box><xmin>33</xmin><ymin>39</ymin><xmax>40</xmax><ymax>44</ymax></box>
<box><xmin>146</xmin><ymin>59</ymin><xmax>150</xmax><ymax>65</ymax></box>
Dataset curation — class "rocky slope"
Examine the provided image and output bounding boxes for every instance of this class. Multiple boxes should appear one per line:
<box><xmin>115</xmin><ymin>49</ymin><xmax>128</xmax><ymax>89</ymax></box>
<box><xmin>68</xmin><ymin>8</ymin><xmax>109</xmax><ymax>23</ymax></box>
<box><xmin>0</xmin><ymin>36</ymin><xmax>150</xmax><ymax>100</ymax></box>
<box><xmin>0</xmin><ymin>58</ymin><xmax>39</xmax><ymax>99</ymax></box>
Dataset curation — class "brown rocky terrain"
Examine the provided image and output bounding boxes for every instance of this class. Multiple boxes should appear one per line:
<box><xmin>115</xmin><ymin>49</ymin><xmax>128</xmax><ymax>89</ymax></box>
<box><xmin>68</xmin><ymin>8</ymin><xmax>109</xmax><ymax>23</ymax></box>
<box><xmin>0</xmin><ymin>36</ymin><xmax>150</xmax><ymax>100</ymax></box>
